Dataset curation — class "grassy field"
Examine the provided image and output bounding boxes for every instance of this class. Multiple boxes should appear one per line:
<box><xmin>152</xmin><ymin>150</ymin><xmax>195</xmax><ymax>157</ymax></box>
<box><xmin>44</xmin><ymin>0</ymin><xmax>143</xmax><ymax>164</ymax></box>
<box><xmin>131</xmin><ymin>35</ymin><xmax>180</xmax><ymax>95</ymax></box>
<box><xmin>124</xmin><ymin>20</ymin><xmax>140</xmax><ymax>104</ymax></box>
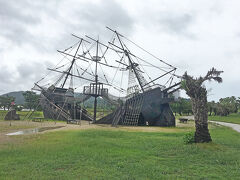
<box><xmin>0</xmin><ymin>109</ymin><xmax>110</xmax><ymax>121</ymax></box>
<box><xmin>0</xmin><ymin>110</ymin><xmax>65</xmax><ymax>124</ymax></box>
<box><xmin>0</xmin><ymin>123</ymin><xmax>240</xmax><ymax>179</ymax></box>
<box><xmin>208</xmin><ymin>113</ymin><xmax>240</xmax><ymax>124</ymax></box>
<box><xmin>1</xmin><ymin>110</ymin><xmax>240</xmax><ymax>179</ymax></box>
<box><xmin>0</xmin><ymin>110</ymin><xmax>44</xmax><ymax>120</ymax></box>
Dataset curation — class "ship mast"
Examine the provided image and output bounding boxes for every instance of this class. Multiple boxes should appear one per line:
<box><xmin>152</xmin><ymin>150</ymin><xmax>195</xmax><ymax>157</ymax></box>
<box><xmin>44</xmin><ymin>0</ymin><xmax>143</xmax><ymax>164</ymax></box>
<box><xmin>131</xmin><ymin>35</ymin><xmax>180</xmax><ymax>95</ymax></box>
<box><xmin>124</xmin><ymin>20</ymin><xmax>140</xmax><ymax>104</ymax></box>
<box><xmin>106</xmin><ymin>26</ymin><xmax>181</xmax><ymax>94</ymax></box>
<box><xmin>107</xmin><ymin>27</ymin><xmax>145</xmax><ymax>92</ymax></box>
<box><xmin>61</xmin><ymin>39</ymin><xmax>82</xmax><ymax>88</ymax></box>
<box><xmin>93</xmin><ymin>40</ymin><xmax>99</xmax><ymax>123</ymax></box>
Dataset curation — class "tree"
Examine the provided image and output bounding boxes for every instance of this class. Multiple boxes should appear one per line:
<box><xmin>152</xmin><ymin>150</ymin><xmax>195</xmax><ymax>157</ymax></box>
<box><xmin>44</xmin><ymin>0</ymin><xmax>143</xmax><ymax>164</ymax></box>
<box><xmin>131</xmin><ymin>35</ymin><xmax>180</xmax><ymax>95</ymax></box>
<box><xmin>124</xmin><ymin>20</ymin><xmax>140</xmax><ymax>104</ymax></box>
<box><xmin>182</xmin><ymin>68</ymin><xmax>223</xmax><ymax>143</ymax></box>
<box><xmin>0</xmin><ymin>96</ymin><xmax>15</xmax><ymax>110</ymax></box>
<box><xmin>23</xmin><ymin>91</ymin><xmax>39</xmax><ymax>110</ymax></box>
<box><xmin>219</xmin><ymin>96</ymin><xmax>238</xmax><ymax>114</ymax></box>
<box><xmin>0</xmin><ymin>96</ymin><xmax>4</xmax><ymax>109</ymax></box>
<box><xmin>182</xmin><ymin>98</ymin><xmax>192</xmax><ymax>115</ymax></box>
<box><xmin>237</xmin><ymin>97</ymin><xmax>240</xmax><ymax>111</ymax></box>
<box><xmin>208</xmin><ymin>101</ymin><xmax>216</xmax><ymax>116</ymax></box>
<box><xmin>170</xmin><ymin>101</ymin><xmax>178</xmax><ymax>116</ymax></box>
<box><xmin>210</xmin><ymin>96</ymin><xmax>239</xmax><ymax>116</ymax></box>
<box><xmin>216</xmin><ymin>102</ymin><xmax>229</xmax><ymax>116</ymax></box>
<box><xmin>170</xmin><ymin>98</ymin><xmax>192</xmax><ymax>116</ymax></box>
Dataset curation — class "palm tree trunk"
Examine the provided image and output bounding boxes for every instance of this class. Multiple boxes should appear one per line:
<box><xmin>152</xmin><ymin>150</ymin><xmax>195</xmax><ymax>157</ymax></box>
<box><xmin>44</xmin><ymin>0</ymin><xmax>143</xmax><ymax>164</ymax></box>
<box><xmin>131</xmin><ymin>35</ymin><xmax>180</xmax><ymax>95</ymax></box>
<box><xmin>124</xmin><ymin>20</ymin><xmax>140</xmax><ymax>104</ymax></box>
<box><xmin>192</xmin><ymin>98</ymin><xmax>212</xmax><ymax>143</ymax></box>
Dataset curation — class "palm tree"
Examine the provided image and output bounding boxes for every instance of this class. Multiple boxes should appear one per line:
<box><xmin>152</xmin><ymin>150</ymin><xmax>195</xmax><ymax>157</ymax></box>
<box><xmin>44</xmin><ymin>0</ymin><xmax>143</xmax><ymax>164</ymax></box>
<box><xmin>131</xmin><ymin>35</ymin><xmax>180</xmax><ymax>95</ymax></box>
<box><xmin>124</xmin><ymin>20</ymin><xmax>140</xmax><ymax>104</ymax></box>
<box><xmin>182</xmin><ymin>68</ymin><xmax>223</xmax><ymax>143</ymax></box>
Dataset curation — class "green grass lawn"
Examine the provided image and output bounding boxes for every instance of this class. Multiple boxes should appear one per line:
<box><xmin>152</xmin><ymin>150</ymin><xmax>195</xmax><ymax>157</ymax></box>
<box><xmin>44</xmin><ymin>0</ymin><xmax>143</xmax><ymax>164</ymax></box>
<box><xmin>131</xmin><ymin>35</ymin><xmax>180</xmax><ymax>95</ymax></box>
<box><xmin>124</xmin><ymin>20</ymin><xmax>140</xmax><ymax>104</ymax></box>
<box><xmin>0</xmin><ymin>110</ymin><xmax>64</xmax><ymax>123</ymax></box>
<box><xmin>0</xmin><ymin>110</ymin><xmax>44</xmax><ymax>121</ymax></box>
<box><xmin>208</xmin><ymin>113</ymin><xmax>240</xmax><ymax>124</ymax></box>
<box><xmin>0</xmin><ymin>125</ymin><xmax>240</xmax><ymax>179</ymax></box>
<box><xmin>0</xmin><ymin>109</ymin><xmax>110</xmax><ymax>121</ymax></box>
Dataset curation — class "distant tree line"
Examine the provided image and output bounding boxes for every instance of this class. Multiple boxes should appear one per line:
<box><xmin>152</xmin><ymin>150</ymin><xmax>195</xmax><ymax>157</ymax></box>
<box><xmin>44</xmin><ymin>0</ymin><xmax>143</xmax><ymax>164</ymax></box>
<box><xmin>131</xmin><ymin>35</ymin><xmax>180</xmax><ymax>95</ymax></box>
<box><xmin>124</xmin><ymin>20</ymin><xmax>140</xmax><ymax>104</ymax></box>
<box><xmin>208</xmin><ymin>96</ymin><xmax>240</xmax><ymax>116</ymax></box>
<box><xmin>0</xmin><ymin>96</ymin><xmax>15</xmax><ymax>110</ymax></box>
<box><xmin>170</xmin><ymin>98</ymin><xmax>192</xmax><ymax>116</ymax></box>
<box><xmin>0</xmin><ymin>90</ymin><xmax>116</xmax><ymax>111</ymax></box>
<box><xmin>0</xmin><ymin>91</ymin><xmax>41</xmax><ymax>111</ymax></box>
<box><xmin>22</xmin><ymin>91</ymin><xmax>41</xmax><ymax>111</ymax></box>
<box><xmin>171</xmin><ymin>96</ymin><xmax>240</xmax><ymax>117</ymax></box>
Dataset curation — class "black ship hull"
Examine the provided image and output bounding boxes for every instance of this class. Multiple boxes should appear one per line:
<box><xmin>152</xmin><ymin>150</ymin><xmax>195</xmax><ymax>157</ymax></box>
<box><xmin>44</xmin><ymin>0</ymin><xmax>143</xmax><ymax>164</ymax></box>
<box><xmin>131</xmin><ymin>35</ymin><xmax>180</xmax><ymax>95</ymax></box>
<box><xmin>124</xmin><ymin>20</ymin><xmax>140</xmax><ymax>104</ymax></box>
<box><xmin>140</xmin><ymin>87</ymin><xmax>175</xmax><ymax>126</ymax></box>
<box><xmin>40</xmin><ymin>86</ymin><xmax>93</xmax><ymax>121</ymax></box>
<box><xmin>96</xmin><ymin>87</ymin><xmax>175</xmax><ymax>127</ymax></box>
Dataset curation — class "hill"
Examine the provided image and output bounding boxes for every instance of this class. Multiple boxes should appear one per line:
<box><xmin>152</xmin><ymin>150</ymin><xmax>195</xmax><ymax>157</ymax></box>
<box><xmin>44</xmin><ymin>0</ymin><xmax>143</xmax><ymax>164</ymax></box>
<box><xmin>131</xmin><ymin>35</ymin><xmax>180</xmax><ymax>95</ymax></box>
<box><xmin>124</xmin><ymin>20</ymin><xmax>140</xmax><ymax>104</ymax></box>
<box><xmin>0</xmin><ymin>91</ymin><xmax>113</xmax><ymax>108</ymax></box>
<box><xmin>75</xmin><ymin>93</ymin><xmax>113</xmax><ymax>109</ymax></box>
<box><xmin>1</xmin><ymin>91</ymin><xmax>25</xmax><ymax>105</ymax></box>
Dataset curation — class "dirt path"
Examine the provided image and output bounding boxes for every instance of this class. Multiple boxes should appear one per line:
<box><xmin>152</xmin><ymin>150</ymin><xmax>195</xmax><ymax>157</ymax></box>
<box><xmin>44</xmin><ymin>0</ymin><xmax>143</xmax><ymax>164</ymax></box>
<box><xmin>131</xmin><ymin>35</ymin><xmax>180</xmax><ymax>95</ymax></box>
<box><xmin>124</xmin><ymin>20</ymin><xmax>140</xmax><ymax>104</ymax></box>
<box><xmin>0</xmin><ymin>120</ymin><xmax>102</xmax><ymax>146</ymax></box>
<box><xmin>0</xmin><ymin>120</ymin><xmax>103</xmax><ymax>135</ymax></box>
<box><xmin>0</xmin><ymin>119</ymin><xmax>193</xmax><ymax>136</ymax></box>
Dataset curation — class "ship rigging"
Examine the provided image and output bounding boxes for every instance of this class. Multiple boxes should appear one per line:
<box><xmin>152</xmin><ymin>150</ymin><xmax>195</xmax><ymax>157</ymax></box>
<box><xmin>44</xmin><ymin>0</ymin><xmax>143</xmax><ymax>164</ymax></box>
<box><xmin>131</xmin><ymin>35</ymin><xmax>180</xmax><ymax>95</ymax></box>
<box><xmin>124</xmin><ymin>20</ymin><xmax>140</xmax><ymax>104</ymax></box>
<box><xmin>33</xmin><ymin>27</ymin><xmax>181</xmax><ymax>126</ymax></box>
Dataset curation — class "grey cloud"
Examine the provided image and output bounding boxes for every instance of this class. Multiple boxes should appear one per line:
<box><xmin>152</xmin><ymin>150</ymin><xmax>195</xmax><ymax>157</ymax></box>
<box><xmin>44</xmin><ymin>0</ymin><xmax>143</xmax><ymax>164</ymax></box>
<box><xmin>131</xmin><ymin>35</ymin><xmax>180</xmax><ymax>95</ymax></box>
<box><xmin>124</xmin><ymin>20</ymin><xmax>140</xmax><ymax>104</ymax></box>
<box><xmin>159</xmin><ymin>14</ymin><xmax>192</xmax><ymax>33</ymax></box>
<box><xmin>76</xmin><ymin>0</ymin><xmax>133</xmax><ymax>35</ymax></box>
<box><xmin>0</xmin><ymin>61</ymin><xmax>51</xmax><ymax>94</ymax></box>
<box><xmin>0</xmin><ymin>0</ymin><xmax>39</xmax><ymax>24</ymax></box>
<box><xmin>16</xmin><ymin>61</ymin><xmax>56</xmax><ymax>83</ymax></box>
<box><xmin>0</xmin><ymin>0</ymin><xmax>62</xmax><ymax>50</ymax></box>
<box><xmin>140</xmin><ymin>9</ymin><xmax>195</xmax><ymax>38</ymax></box>
<box><xmin>17</xmin><ymin>63</ymin><xmax>41</xmax><ymax>79</ymax></box>
<box><xmin>0</xmin><ymin>65</ymin><xmax>21</xmax><ymax>94</ymax></box>
<box><xmin>207</xmin><ymin>79</ymin><xmax>240</xmax><ymax>101</ymax></box>
<box><xmin>56</xmin><ymin>0</ymin><xmax>134</xmax><ymax>48</ymax></box>
<box><xmin>0</xmin><ymin>0</ymin><xmax>134</xmax><ymax>52</ymax></box>
<box><xmin>156</xmin><ymin>13</ymin><xmax>195</xmax><ymax>38</ymax></box>
<box><xmin>236</xmin><ymin>33</ymin><xmax>240</xmax><ymax>38</ymax></box>
<box><xmin>0</xmin><ymin>65</ymin><xmax>13</xmax><ymax>83</ymax></box>
<box><xmin>0</xmin><ymin>0</ymin><xmax>41</xmax><ymax>45</ymax></box>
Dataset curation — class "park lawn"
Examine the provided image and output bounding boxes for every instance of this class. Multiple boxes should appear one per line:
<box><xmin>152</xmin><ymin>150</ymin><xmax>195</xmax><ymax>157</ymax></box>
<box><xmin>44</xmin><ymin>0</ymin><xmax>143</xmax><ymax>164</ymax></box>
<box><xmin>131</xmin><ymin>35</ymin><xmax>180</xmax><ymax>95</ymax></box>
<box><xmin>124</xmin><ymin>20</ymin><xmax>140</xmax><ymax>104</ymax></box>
<box><xmin>0</xmin><ymin>125</ymin><xmax>240</xmax><ymax>179</ymax></box>
<box><xmin>0</xmin><ymin>110</ymin><xmax>64</xmax><ymax>124</ymax></box>
<box><xmin>0</xmin><ymin>121</ymin><xmax>37</xmax><ymax>133</ymax></box>
<box><xmin>208</xmin><ymin>113</ymin><xmax>240</xmax><ymax>124</ymax></box>
<box><xmin>0</xmin><ymin>110</ymin><xmax>44</xmax><ymax>121</ymax></box>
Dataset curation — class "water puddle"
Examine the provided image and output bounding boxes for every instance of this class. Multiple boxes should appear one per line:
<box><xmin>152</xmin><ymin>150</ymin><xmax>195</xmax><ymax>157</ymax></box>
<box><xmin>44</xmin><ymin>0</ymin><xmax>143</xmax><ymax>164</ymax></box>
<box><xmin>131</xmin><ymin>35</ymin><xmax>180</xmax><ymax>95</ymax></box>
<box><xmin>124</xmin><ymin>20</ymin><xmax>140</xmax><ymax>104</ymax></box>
<box><xmin>6</xmin><ymin>126</ymin><xmax>65</xmax><ymax>136</ymax></box>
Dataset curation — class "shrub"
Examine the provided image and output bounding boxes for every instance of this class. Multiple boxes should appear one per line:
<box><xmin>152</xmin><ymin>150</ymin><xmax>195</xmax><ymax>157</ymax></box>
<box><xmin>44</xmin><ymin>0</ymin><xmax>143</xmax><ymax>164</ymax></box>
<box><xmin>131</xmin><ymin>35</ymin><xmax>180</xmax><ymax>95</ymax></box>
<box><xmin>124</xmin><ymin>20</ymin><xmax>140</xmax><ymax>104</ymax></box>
<box><xmin>183</xmin><ymin>132</ymin><xmax>195</xmax><ymax>144</ymax></box>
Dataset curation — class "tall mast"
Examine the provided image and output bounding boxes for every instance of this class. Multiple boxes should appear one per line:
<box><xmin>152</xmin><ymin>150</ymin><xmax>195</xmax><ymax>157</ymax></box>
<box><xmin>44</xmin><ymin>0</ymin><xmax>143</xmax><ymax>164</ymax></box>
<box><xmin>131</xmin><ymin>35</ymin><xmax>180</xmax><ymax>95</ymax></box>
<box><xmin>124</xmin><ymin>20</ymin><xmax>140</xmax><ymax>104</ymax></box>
<box><xmin>93</xmin><ymin>39</ymin><xmax>99</xmax><ymax>123</ymax></box>
<box><xmin>61</xmin><ymin>39</ymin><xmax>83</xmax><ymax>88</ymax></box>
<box><xmin>115</xmin><ymin>32</ymin><xmax>145</xmax><ymax>92</ymax></box>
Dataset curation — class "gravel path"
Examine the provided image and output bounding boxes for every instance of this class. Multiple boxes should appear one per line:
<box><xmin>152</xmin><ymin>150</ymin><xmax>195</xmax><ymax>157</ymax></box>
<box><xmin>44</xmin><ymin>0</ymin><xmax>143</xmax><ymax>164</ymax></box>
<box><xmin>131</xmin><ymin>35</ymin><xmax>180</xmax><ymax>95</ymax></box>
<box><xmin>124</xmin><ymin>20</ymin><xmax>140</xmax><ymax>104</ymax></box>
<box><xmin>182</xmin><ymin>116</ymin><xmax>240</xmax><ymax>133</ymax></box>
<box><xmin>209</xmin><ymin>121</ymin><xmax>240</xmax><ymax>133</ymax></box>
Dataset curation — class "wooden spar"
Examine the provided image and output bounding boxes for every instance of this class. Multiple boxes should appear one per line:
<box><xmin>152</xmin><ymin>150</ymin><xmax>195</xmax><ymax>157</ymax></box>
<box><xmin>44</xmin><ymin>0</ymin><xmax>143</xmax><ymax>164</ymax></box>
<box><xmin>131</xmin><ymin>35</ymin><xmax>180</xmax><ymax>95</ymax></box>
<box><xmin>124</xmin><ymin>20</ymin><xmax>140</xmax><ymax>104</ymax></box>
<box><xmin>57</xmin><ymin>50</ymin><xmax>88</xmax><ymax>62</ymax></box>
<box><xmin>85</xmin><ymin>35</ymin><xmax>123</xmax><ymax>53</ymax></box>
<box><xmin>113</xmin><ymin>30</ymin><xmax>145</xmax><ymax>92</ymax></box>
<box><xmin>58</xmin><ymin>50</ymin><xmax>119</xmax><ymax>68</ymax></box>
<box><xmin>61</xmin><ymin>39</ymin><xmax>83</xmax><ymax>88</ymax></box>
<box><xmin>71</xmin><ymin>34</ymin><xmax>91</xmax><ymax>44</ymax></box>
<box><xmin>47</xmin><ymin>68</ymin><xmax>95</xmax><ymax>82</ymax></box>
<box><xmin>142</xmin><ymin>68</ymin><xmax>176</xmax><ymax>87</ymax></box>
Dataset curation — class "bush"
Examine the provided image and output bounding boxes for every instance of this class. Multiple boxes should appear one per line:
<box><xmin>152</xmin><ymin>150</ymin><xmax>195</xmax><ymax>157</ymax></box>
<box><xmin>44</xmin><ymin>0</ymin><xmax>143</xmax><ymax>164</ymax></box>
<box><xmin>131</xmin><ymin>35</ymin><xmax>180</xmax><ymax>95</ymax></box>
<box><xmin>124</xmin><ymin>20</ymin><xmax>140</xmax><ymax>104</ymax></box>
<box><xmin>15</xmin><ymin>105</ymin><xmax>23</xmax><ymax>111</ymax></box>
<box><xmin>183</xmin><ymin>132</ymin><xmax>195</xmax><ymax>144</ymax></box>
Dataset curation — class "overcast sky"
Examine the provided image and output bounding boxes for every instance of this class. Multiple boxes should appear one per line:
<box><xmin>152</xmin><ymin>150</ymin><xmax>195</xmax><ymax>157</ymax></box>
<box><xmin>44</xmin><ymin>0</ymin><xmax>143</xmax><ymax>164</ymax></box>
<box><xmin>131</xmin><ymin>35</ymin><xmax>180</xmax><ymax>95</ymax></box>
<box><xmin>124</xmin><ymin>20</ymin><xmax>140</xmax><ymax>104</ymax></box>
<box><xmin>0</xmin><ymin>0</ymin><xmax>239</xmax><ymax>101</ymax></box>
